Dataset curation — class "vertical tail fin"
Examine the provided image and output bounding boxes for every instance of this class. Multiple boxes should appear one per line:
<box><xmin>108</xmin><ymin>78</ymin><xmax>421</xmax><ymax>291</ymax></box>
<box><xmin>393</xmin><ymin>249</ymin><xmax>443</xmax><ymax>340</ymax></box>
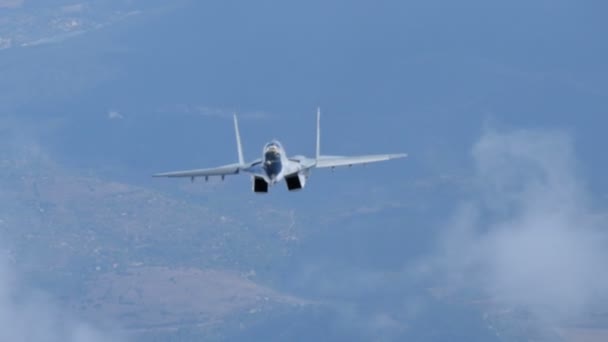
<box><xmin>316</xmin><ymin>107</ymin><xmax>321</xmax><ymax>159</ymax></box>
<box><xmin>234</xmin><ymin>113</ymin><xmax>245</xmax><ymax>165</ymax></box>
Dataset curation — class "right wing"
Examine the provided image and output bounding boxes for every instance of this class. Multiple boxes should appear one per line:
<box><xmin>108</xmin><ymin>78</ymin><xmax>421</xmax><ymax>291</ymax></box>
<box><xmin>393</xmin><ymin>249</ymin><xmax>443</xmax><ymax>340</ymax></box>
<box><xmin>153</xmin><ymin>163</ymin><xmax>242</xmax><ymax>178</ymax></box>
<box><xmin>315</xmin><ymin>153</ymin><xmax>407</xmax><ymax>168</ymax></box>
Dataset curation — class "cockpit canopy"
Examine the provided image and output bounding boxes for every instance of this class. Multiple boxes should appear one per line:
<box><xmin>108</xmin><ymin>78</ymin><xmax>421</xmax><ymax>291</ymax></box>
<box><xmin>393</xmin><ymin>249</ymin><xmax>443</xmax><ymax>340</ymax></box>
<box><xmin>264</xmin><ymin>140</ymin><xmax>283</xmax><ymax>162</ymax></box>
<box><xmin>264</xmin><ymin>140</ymin><xmax>283</xmax><ymax>153</ymax></box>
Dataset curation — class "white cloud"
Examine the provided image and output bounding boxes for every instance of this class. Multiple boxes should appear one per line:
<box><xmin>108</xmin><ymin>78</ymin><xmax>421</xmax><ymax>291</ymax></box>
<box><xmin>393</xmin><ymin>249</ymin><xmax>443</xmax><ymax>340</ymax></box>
<box><xmin>0</xmin><ymin>137</ymin><xmax>125</xmax><ymax>341</ymax></box>
<box><xmin>108</xmin><ymin>110</ymin><xmax>124</xmax><ymax>120</ymax></box>
<box><xmin>432</xmin><ymin>128</ymin><xmax>608</xmax><ymax>321</ymax></box>
<box><xmin>0</xmin><ymin>251</ymin><xmax>124</xmax><ymax>342</ymax></box>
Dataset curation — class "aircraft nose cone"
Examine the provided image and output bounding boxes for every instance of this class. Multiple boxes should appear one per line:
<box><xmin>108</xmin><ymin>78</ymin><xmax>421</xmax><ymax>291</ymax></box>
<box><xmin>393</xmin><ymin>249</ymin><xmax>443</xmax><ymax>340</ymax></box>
<box><xmin>264</xmin><ymin>158</ymin><xmax>282</xmax><ymax>181</ymax></box>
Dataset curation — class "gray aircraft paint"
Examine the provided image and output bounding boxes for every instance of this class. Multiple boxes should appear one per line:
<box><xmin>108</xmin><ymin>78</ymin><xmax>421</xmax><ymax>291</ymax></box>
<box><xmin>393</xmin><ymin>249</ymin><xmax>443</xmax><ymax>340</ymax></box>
<box><xmin>154</xmin><ymin>108</ymin><xmax>407</xmax><ymax>193</ymax></box>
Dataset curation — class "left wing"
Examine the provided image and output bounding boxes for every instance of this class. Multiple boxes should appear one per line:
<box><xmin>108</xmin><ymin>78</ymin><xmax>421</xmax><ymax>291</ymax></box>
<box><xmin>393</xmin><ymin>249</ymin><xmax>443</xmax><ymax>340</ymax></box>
<box><xmin>154</xmin><ymin>114</ymin><xmax>252</xmax><ymax>179</ymax></box>
<box><xmin>153</xmin><ymin>163</ymin><xmax>242</xmax><ymax>178</ymax></box>
<box><xmin>315</xmin><ymin>153</ymin><xmax>407</xmax><ymax>168</ymax></box>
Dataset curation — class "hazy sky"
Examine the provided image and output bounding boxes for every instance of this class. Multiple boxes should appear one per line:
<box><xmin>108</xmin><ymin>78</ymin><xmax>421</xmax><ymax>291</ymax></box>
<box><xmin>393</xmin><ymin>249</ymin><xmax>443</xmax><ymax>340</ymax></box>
<box><xmin>2</xmin><ymin>0</ymin><xmax>602</xmax><ymax>190</ymax></box>
<box><xmin>1</xmin><ymin>1</ymin><xmax>607</xmax><ymax>340</ymax></box>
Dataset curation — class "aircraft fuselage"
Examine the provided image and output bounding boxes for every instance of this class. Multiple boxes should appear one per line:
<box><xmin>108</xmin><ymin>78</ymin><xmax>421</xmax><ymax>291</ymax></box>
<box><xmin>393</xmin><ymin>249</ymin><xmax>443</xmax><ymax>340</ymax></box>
<box><xmin>153</xmin><ymin>109</ymin><xmax>407</xmax><ymax>193</ymax></box>
<box><xmin>263</xmin><ymin>140</ymin><xmax>286</xmax><ymax>184</ymax></box>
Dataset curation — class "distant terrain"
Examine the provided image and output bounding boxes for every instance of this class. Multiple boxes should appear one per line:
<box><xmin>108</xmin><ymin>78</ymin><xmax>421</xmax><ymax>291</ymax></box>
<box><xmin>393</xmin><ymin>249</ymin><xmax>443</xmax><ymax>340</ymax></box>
<box><xmin>1</xmin><ymin>1</ymin><xmax>607</xmax><ymax>341</ymax></box>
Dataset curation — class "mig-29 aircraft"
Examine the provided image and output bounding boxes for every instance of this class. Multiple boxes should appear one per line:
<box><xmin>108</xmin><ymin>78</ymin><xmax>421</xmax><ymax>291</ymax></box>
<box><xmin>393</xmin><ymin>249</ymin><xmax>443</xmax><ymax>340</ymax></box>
<box><xmin>153</xmin><ymin>109</ymin><xmax>407</xmax><ymax>193</ymax></box>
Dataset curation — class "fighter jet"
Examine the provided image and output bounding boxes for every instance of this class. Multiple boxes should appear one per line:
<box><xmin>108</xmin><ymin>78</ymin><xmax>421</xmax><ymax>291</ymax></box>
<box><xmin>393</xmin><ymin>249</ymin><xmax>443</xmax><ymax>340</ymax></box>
<box><xmin>153</xmin><ymin>109</ymin><xmax>406</xmax><ymax>193</ymax></box>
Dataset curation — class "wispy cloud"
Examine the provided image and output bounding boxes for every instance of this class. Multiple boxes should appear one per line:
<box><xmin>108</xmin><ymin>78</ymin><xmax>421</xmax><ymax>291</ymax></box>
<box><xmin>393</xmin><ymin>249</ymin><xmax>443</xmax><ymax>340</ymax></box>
<box><xmin>430</xmin><ymin>128</ymin><xmax>608</xmax><ymax>321</ymax></box>
<box><xmin>0</xmin><ymin>133</ymin><xmax>125</xmax><ymax>342</ymax></box>
<box><xmin>108</xmin><ymin>109</ymin><xmax>124</xmax><ymax>120</ymax></box>
<box><xmin>157</xmin><ymin>104</ymin><xmax>272</xmax><ymax>120</ymax></box>
<box><xmin>0</xmin><ymin>247</ymin><xmax>125</xmax><ymax>342</ymax></box>
<box><xmin>61</xmin><ymin>3</ymin><xmax>86</xmax><ymax>14</ymax></box>
<box><xmin>0</xmin><ymin>0</ymin><xmax>24</xmax><ymax>9</ymax></box>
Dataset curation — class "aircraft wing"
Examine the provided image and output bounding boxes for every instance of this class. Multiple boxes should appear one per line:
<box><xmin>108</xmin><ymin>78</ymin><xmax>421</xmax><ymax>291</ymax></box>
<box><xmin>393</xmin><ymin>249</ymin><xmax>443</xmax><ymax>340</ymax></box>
<box><xmin>153</xmin><ymin>163</ymin><xmax>242</xmax><ymax>178</ymax></box>
<box><xmin>315</xmin><ymin>153</ymin><xmax>407</xmax><ymax>168</ymax></box>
